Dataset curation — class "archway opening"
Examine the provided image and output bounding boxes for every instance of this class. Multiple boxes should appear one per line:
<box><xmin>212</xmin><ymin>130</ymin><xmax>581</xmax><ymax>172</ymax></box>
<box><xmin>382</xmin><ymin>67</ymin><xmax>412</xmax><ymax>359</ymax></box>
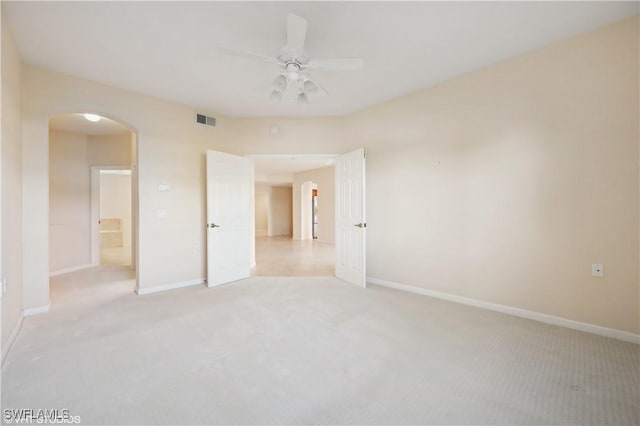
<box><xmin>48</xmin><ymin>112</ymin><xmax>139</xmax><ymax>302</ymax></box>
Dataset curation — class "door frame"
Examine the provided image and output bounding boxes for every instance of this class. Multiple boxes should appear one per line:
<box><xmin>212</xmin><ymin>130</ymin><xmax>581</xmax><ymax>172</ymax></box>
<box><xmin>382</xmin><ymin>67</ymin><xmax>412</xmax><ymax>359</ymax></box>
<box><xmin>90</xmin><ymin>166</ymin><xmax>135</xmax><ymax>269</ymax></box>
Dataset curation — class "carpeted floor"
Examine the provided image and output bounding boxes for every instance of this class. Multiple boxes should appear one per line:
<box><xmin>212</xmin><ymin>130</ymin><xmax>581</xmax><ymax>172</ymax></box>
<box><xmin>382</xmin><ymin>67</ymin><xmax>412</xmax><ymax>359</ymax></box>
<box><xmin>2</xmin><ymin>266</ymin><xmax>638</xmax><ymax>425</ymax></box>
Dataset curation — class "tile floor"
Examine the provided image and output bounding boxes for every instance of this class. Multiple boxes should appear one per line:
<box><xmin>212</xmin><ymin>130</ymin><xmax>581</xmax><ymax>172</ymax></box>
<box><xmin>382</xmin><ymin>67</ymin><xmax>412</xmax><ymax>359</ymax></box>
<box><xmin>253</xmin><ymin>235</ymin><xmax>334</xmax><ymax>276</ymax></box>
<box><xmin>100</xmin><ymin>246</ymin><xmax>132</xmax><ymax>266</ymax></box>
<box><xmin>98</xmin><ymin>236</ymin><xmax>331</xmax><ymax>275</ymax></box>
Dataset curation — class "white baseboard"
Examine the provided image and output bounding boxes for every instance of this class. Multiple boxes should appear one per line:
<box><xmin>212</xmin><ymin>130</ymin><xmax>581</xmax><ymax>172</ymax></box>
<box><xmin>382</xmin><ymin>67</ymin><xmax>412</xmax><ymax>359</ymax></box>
<box><xmin>368</xmin><ymin>277</ymin><xmax>640</xmax><ymax>345</ymax></box>
<box><xmin>23</xmin><ymin>301</ymin><xmax>51</xmax><ymax>317</ymax></box>
<box><xmin>136</xmin><ymin>278</ymin><xmax>204</xmax><ymax>295</ymax></box>
<box><xmin>50</xmin><ymin>263</ymin><xmax>93</xmax><ymax>277</ymax></box>
<box><xmin>2</xmin><ymin>314</ymin><xmax>24</xmax><ymax>364</ymax></box>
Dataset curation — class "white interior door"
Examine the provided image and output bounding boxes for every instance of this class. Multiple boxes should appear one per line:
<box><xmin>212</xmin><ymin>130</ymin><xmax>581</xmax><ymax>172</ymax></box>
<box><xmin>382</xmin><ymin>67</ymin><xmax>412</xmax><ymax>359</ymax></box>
<box><xmin>206</xmin><ymin>150</ymin><xmax>253</xmax><ymax>287</ymax></box>
<box><xmin>335</xmin><ymin>148</ymin><xmax>366</xmax><ymax>287</ymax></box>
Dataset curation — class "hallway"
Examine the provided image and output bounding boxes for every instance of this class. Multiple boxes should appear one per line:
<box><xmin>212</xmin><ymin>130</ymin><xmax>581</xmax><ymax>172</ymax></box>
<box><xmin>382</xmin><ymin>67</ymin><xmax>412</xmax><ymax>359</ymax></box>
<box><xmin>253</xmin><ymin>236</ymin><xmax>334</xmax><ymax>276</ymax></box>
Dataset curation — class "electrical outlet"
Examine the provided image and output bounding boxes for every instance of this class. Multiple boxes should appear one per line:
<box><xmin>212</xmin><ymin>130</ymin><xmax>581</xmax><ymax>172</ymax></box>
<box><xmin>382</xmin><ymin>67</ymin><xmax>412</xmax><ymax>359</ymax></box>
<box><xmin>592</xmin><ymin>264</ymin><xmax>604</xmax><ymax>278</ymax></box>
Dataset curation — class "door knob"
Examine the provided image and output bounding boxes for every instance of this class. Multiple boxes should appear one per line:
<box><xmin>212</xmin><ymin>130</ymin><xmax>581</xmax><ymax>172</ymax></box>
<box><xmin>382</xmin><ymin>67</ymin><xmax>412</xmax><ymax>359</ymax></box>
<box><xmin>209</xmin><ymin>223</ymin><xmax>220</xmax><ymax>228</ymax></box>
<box><xmin>354</xmin><ymin>223</ymin><xmax>366</xmax><ymax>228</ymax></box>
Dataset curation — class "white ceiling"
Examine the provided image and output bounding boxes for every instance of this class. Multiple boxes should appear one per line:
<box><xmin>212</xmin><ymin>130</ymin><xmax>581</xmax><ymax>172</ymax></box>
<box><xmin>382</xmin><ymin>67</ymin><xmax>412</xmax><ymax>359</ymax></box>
<box><xmin>5</xmin><ymin>2</ymin><xmax>638</xmax><ymax>117</ymax></box>
<box><xmin>49</xmin><ymin>113</ymin><xmax>132</xmax><ymax>135</ymax></box>
<box><xmin>253</xmin><ymin>156</ymin><xmax>335</xmax><ymax>186</ymax></box>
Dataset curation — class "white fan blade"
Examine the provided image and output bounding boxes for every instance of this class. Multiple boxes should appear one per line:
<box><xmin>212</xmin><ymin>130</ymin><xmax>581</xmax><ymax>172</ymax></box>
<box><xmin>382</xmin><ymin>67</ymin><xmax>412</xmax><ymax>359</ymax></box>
<box><xmin>217</xmin><ymin>46</ymin><xmax>279</xmax><ymax>64</ymax></box>
<box><xmin>311</xmin><ymin>79</ymin><xmax>329</xmax><ymax>96</ymax></box>
<box><xmin>305</xmin><ymin>57</ymin><xmax>364</xmax><ymax>71</ymax></box>
<box><xmin>287</xmin><ymin>13</ymin><xmax>307</xmax><ymax>55</ymax></box>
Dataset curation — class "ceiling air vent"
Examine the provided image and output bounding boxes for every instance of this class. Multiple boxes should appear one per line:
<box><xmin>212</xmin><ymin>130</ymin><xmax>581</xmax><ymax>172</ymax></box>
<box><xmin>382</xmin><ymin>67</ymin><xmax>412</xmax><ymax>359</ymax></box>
<box><xmin>196</xmin><ymin>113</ymin><xmax>216</xmax><ymax>127</ymax></box>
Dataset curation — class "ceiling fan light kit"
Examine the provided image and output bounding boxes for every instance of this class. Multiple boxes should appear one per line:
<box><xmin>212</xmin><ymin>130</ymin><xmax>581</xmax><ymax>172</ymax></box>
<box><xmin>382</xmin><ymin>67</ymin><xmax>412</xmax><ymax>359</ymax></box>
<box><xmin>303</xmin><ymin>80</ymin><xmax>317</xmax><ymax>94</ymax></box>
<box><xmin>268</xmin><ymin>90</ymin><xmax>283</xmax><ymax>103</ymax></box>
<box><xmin>219</xmin><ymin>13</ymin><xmax>364</xmax><ymax>106</ymax></box>
<box><xmin>272</xmin><ymin>75</ymin><xmax>288</xmax><ymax>92</ymax></box>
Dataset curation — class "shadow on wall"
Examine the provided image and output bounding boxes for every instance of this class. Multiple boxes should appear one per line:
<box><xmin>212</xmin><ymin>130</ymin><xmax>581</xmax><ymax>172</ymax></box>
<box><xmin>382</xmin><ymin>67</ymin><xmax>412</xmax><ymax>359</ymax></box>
<box><xmin>255</xmin><ymin>184</ymin><xmax>293</xmax><ymax>238</ymax></box>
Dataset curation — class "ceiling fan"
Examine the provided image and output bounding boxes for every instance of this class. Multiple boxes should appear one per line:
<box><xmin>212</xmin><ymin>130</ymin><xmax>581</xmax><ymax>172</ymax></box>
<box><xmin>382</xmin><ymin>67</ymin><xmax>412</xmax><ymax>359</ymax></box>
<box><xmin>218</xmin><ymin>13</ymin><xmax>364</xmax><ymax>105</ymax></box>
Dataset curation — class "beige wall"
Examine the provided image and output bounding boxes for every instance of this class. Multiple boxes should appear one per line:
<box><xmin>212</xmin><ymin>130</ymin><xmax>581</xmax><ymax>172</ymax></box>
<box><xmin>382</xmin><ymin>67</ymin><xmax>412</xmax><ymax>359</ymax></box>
<box><xmin>292</xmin><ymin>166</ymin><xmax>335</xmax><ymax>244</ymax></box>
<box><xmin>254</xmin><ymin>184</ymin><xmax>293</xmax><ymax>237</ymax></box>
<box><xmin>49</xmin><ymin>130</ymin><xmax>90</xmax><ymax>271</ymax></box>
<box><xmin>255</xmin><ymin>190</ymin><xmax>268</xmax><ymax>237</ymax></box>
<box><xmin>250</xmin><ymin>183</ymin><xmax>293</xmax><ymax>265</ymax></box>
<box><xmin>48</xmin><ymin>130</ymin><xmax>131</xmax><ymax>273</ymax></box>
<box><xmin>1</xmin><ymin>4</ymin><xmax>23</xmax><ymax>352</ymax></box>
<box><xmin>230</xmin><ymin>117</ymin><xmax>348</xmax><ymax>155</ymax></box>
<box><xmin>269</xmin><ymin>186</ymin><xmax>292</xmax><ymax>236</ymax></box>
<box><xmin>89</xmin><ymin>133</ymin><xmax>132</xmax><ymax>166</ymax></box>
<box><xmin>348</xmin><ymin>16</ymin><xmax>639</xmax><ymax>334</ymax></box>
<box><xmin>15</xmin><ymin>16</ymin><xmax>639</xmax><ymax>336</ymax></box>
<box><xmin>22</xmin><ymin>64</ymin><xmax>237</xmax><ymax>307</ymax></box>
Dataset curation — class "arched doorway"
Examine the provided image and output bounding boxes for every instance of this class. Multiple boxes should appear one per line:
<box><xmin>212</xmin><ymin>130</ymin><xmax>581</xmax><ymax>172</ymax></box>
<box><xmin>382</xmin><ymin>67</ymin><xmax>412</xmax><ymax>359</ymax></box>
<box><xmin>48</xmin><ymin>112</ymin><xmax>139</xmax><ymax>298</ymax></box>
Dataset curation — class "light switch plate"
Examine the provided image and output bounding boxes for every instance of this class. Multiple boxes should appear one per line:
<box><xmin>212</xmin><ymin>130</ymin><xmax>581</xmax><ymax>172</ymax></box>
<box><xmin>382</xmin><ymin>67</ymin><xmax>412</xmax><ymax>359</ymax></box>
<box><xmin>157</xmin><ymin>208</ymin><xmax>167</xmax><ymax>219</ymax></box>
<box><xmin>158</xmin><ymin>184</ymin><xmax>170</xmax><ymax>192</ymax></box>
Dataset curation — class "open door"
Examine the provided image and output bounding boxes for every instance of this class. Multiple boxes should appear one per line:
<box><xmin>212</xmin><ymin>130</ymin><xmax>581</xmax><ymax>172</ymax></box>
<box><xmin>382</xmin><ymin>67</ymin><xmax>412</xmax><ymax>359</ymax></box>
<box><xmin>335</xmin><ymin>148</ymin><xmax>366</xmax><ymax>287</ymax></box>
<box><xmin>206</xmin><ymin>150</ymin><xmax>253</xmax><ymax>287</ymax></box>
